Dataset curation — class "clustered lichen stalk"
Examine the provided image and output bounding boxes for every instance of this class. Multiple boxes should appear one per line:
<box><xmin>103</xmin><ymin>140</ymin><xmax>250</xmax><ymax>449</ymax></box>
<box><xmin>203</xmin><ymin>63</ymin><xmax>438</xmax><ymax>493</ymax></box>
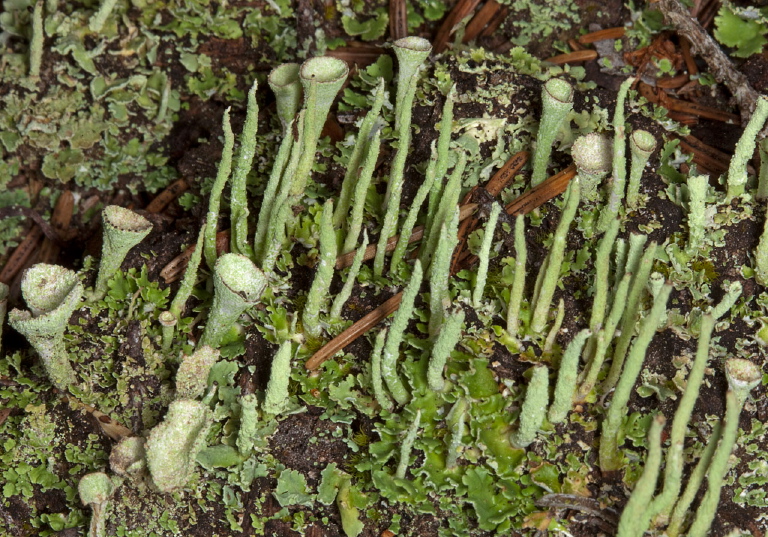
<box><xmin>685</xmin><ymin>174</ymin><xmax>708</xmax><ymax>253</ymax></box>
<box><xmin>427</xmin><ymin>307</ymin><xmax>465</xmax><ymax>391</ymax></box>
<box><xmin>531</xmin><ymin>78</ymin><xmax>574</xmax><ymax>187</ymax></box>
<box><xmin>267</xmin><ymin>63</ymin><xmax>302</xmax><ymax>134</ymax></box>
<box><xmin>506</xmin><ymin>214</ymin><xmax>527</xmax><ymax>338</ymax></box>
<box><xmin>428</xmin><ymin>209</ymin><xmax>459</xmax><ymax>338</ymax></box>
<box><xmin>330</xmin><ymin>231</ymin><xmax>369</xmax><ymax>323</ymax></box>
<box><xmin>0</xmin><ymin>282</ymin><xmax>8</xmax><ymax>354</ymax></box>
<box><xmin>548</xmin><ymin>329</ymin><xmax>591</xmax><ymax>424</ymax></box>
<box><xmin>204</xmin><ymin>109</ymin><xmax>234</xmax><ymax>270</ymax></box>
<box><xmin>726</xmin><ymin>96</ymin><xmax>768</xmax><ymax>201</ymax></box>
<box><xmin>78</xmin><ymin>472</ymin><xmax>116</xmax><ymax>537</ymax></box>
<box><xmin>395</xmin><ymin>409</ymin><xmax>421</xmax><ymax>479</ymax></box>
<box><xmin>626</xmin><ymin>129</ymin><xmax>657</xmax><ymax>209</ymax></box>
<box><xmin>341</xmin><ymin>131</ymin><xmax>381</xmax><ymax>254</ymax></box>
<box><xmin>509</xmin><ymin>365</ymin><xmax>549</xmax><ymax>449</ymax></box>
<box><xmin>472</xmin><ymin>204</ymin><xmax>501</xmax><ymax>308</ymax></box>
<box><xmin>262</xmin><ymin>341</ymin><xmax>294</xmax><ymax>415</ymax></box>
<box><xmin>303</xmin><ymin>199</ymin><xmax>337</xmax><ymax>339</ymax></box>
<box><xmin>230</xmin><ymin>81</ymin><xmax>260</xmax><ymax>257</ymax></box>
<box><xmin>29</xmin><ymin>0</ymin><xmax>44</xmax><ymax>79</ymax></box>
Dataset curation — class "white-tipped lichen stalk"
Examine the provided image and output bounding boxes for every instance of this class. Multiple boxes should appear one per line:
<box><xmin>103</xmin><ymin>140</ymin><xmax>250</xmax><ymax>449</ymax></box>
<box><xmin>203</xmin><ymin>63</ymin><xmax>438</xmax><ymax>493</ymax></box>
<box><xmin>162</xmin><ymin>222</ymin><xmax>206</xmax><ymax>350</ymax></box>
<box><xmin>543</xmin><ymin>298</ymin><xmax>565</xmax><ymax>355</ymax></box>
<box><xmin>601</xmin><ymin>241</ymin><xmax>657</xmax><ymax>393</ymax></box>
<box><xmin>262</xmin><ymin>341</ymin><xmax>294</xmax><ymax>415</ymax></box>
<box><xmin>175</xmin><ymin>345</ymin><xmax>219</xmax><ymax>400</ymax></box>
<box><xmin>427</xmin><ymin>307</ymin><xmax>465</xmax><ymax>391</ymax></box>
<box><xmin>89</xmin><ymin>0</ymin><xmax>119</xmax><ymax>32</ymax></box>
<box><xmin>330</xmin><ymin>231</ymin><xmax>369</xmax><ymax>322</ymax></box>
<box><xmin>685</xmin><ymin>174</ymin><xmax>708</xmax><ymax>254</ymax></box>
<box><xmin>445</xmin><ymin>398</ymin><xmax>467</xmax><ymax>469</ymax></box>
<box><xmin>572</xmin><ymin>133</ymin><xmax>612</xmax><ymax>204</ymax></box>
<box><xmin>236</xmin><ymin>393</ymin><xmax>259</xmax><ymax>454</ymax></box>
<box><xmin>8</xmin><ymin>264</ymin><xmax>83</xmax><ymax>390</ymax></box>
<box><xmin>726</xmin><ymin>96</ymin><xmax>768</xmax><ymax>202</ymax></box>
<box><xmin>0</xmin><ymin>282</ymin><xmax>8</xmax><ymax>354</ymax></box>
<box><xmin>341</xmin><ymin>130</ymin><xmax>381</xmax><ymax>254</ymax></box>
<box><xmin>686</xmin><ymin>359</ymin><xmax>761</xmax><ymax>537</ymax></box>
<box><xmin>395</xmin><ymin>408</ymin><xmax>421</xmax><ymax>479</ymax></box>
<box><xmin>599</xmin><ymin>77</ymin><xmax>635</xmax><ymax>230</ymax></box>
<box><xmin>290</xmin><ymin>57</ymin><xmax>349</xmax><ymax>197</ymax></box>
<box><xmin>204</xmin><ymin>108</ymin><xmax>234</xmax><ymax>270</ymax></box>
<box><xmin>334</xmin><ymin>78</ymin><xmax>386</xmax><ymax>228</ymax></box>
<box><xmin>531</xmin><ymin>78</ymin><xmax>574</xmax><ymax>187</ymax></box>
<box><xmin>421</xmin><ymin>151</ymin><xmax>466</xmax><ymax>270</ymax></box>
<box><xmin>530</xmin><ymin>178</ymin><xmax>581</xmax><ymax>334</ymax></box>
<box><xmin>506</xmin><ymin>214</ymin><xmax>527</xmax><ymax>336</ymax></box>
<box><xmin>548</xmin><ymin>329</ymin><xmax>591</xmax><ymax>424</ymax></box>
<box><xmin>78</xmin><ymin>472</ymin><xmax>115</xmax><ymax>537</ymax></box>
<box><xmin>392</xmin><ymin>37</ymin><xmax>431</xmax><ymax>132</ymax></box>
<box><xmin>576</xmin><ymin>271</ymin><xmax>631</xmax><ymax>401</ymax></box>
<box><xmin>510</xmin><ymin>365</ymin><xmax>549</xmax><ymax>448</ymax></box>
<box><xmin>424</xmin><ymin>87</ymin><xmax>456</xmax><ymax>240</ymax></box>
<box><xmin>626</xmin><ymin>129</ymin><xmax>657</xmax><ymax>208</ymax></box>
<box><xmin>303</xmin><ymin>200</ymin><xmax>337</xmax><ymax>339</ymax></box>
<box><xmin>428</xmin><ymin>209</ymin><xmax>459</xmax><ymax>338</ymax></box>
<box><xmin>709</xmin><ymin>280</ymin><xmax>742</xmax><ymax>320</ymax></box>
<box><xmin>381</xmin><ymin>260</ymin><xmax>423</xmax><ymax>406</ymax></box>
<box><xmin>268</xmin><ymin>63</ymin><xmax>302</xmax><ymax>134</ymax></box>
<box><xmin>198</xmin><ymin>253</ymin><xmax>267</xmax><ymax>349</ymax></box>
<box><xmin>587</xmin><ymin>218</ymin><xmax>621</xmax><ymax>336</ymax></box>
<box><xmin>616</xmin><ymin>415</ymin><xmax>666</xmax><ymax>537</ymax></box>
<box><xmin>145</xmin><ymin>399</ymin><xmax>213</xmax><ymax>492</ymax></box>
<box><xmin>29</xmin><ymin>0</ymin><xmax>43</xmax><ymax>79</ymax></box>
<box><xmin>371</xmin><ymin>328</ymin><xmax>393</xmax><ymax>411</ymax></box>
<box><xmin>758</xmin><ymin>138</ymin><xmax>768</xmax><ymax>201</ymax></box>
<box><xmin>666</xmin><ymin>421</ymin><xmax>722</xmax><ymax>537</ymax></box>
<box><xmin>92</xmin><ymin>205</ymin><xmax>152</xmax><ymax>300</ymax></box>
<box><xmin>260</xmin><ymin>198</ymin><xmax>292</xmax><ymax>275</ymax></box>
<box><xmin>230</xmin><ymin>81</ymin><xmax>259</xmax><ymax>257</ymax></box>
<box><xmin>472</xmin><ymin>204</ymin><xmax>501</xmax><ymax>308</ymax></box>
<box><xmin>391</xmin><ymin>144</ymin><xmax>438</xmax><ymax>272</ymax></box>
<box><xmin>599</xmin><ymin>282</ymin><xmax>672</xmax><ymax>472</ymax></box>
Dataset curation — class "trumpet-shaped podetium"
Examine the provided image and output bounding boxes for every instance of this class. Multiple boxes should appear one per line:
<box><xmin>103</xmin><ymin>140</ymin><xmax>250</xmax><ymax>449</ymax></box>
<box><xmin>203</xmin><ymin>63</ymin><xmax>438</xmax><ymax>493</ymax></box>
<box><xmin>686</xmin><ymin>359</ymin><xmax>762</xmax><ymax>537</ymax></box>
<box><xmin>198</xmin><ymin>254</ymin><xmax>267</xmax><ymax>349</ymax></box>
<box><xmin>8</xmin><ymin>264</ymin><xmax>83</xmax><ymax>390</ymax></box>
<box><xmin>78</xmin><ymin>472</ymin><xmax>116</xmax><ymax>537</ymax></box>
<box><xmin>392</xmin><ymin>36</ymin><xmax>432</xmax><ymax>130</ymax></box>
<box><xmin>145</xmin><ymin>399</ymin><xmax>213</xmax><ymax>492</ymax></box>
<box><xmin>268</xmin><ymin>63</ymin><xmax>302</xmax><ymax>133</ymax></box>
<box><xmin>92</xmin><ymin>205</ymin><xmax>152</xmax><ymax>300</ymax></box>
<box><xmin>571</xmin><ymin>132</ymin><xmax>612</xmax><ymax>203</ymax></box>
<box><xmin>510</xmin><ymin>365</ymin><xmax>549</xmax><ymax>448</ymax></box>
<box><xmin>626</xmin><ymin>129</ymin><xmax>657</xmax><ymax>208</ymax></box>
<box><xmin>531</xmin><ymin>78</ymin><xmax>574</xmax><ymax>187</ymax></box>
<box><xmin>175</xmin><ymin>346</ymin><xmax>220</xmax><ymax>400</ymax></box>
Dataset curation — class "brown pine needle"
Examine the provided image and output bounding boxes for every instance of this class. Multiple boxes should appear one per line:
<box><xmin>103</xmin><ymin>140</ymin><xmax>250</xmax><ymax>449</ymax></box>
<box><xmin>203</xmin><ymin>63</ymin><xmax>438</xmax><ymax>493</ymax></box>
<box><xmin>389</xmin><ymin>0</ymin><xmax>407</xmax><ymax>41</ymax></box>
<box><xmin>506</xmin><ymin>164</ymin><xmax>576</xmax><ymax>216</ymax></box>
<box><xmin>39</xmin><ymin>190</ymin><xmax>74</xmax><ymax>264</ymax></box>
<box><xmin>545</xmin><ymin>50</ymin><xmax>598</xmax><ymax>65</ymax></box>
<box><xmin>463</xmin><ymin>0</ymin><xmax>501</xmax><ymax>43</ymax></box>
<box><xmin>146</xmin><ymin>179</ymin><xmax>189</xmax><ymax>214</ymax></box>
<box><xmin>0</xmin><ymin>226</ymin><xmax>43</xmax><ymax>284</ymax></box>
<box><xmin>578</xmin><ymin>27</ymin><xmax>626</xmax><ymax>44</ymax></box>
<box><xmin>160</xmin><ymin>229</ymin><xmax>230</xmax><ymax>283</ymax></box>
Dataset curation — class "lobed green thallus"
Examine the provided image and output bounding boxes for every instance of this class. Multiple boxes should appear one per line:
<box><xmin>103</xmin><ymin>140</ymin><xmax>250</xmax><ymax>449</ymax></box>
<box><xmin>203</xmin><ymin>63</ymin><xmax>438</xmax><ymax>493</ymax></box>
<box><xmin>7</xmin><ymin>36</ymin><xmax>768</xmax><ymax>537</ymax></box>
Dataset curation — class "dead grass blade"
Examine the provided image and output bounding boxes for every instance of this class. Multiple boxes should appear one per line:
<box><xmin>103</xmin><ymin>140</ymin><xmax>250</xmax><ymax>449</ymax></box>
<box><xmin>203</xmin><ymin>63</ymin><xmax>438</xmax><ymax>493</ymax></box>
<box><xmin>545</xmin><ymin>50</ymin><xmax>598</xmax><ymax>65</ymax></box>
<box><xmin>0</xmin><ymin>226</ymin><xmax>43</xmax><ymax>284</ymax></box>
<box><xmin>145</xmin><ymin>179</ymin><xmax>189</xmax><ymax>214</ymax></box>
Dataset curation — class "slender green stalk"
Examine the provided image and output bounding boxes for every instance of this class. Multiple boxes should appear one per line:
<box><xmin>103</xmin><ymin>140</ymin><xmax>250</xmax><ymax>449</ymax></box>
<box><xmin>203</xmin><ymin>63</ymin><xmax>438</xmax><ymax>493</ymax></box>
<box><xmin>89</xmin><ymin>0</ymin><xmax>119</xmax><ymax>32</ymax></box>
<box><xmin>424</xmin><ymin>88</ymin><xmax>457</xmax><ymax>250</ymax></box>
<box><xmin>370</xmin><ymin>328</ymin><xmax>393</xmax><ymax>411</ymax></box>
<box><xmin>237</xmin><ymin>394</ymin><xmax>259</xmax><ymax>454</ymax></box>
<box><xmin>599</xmin><ymin>283</ymin><xmax>672</xmax><ymax>472</ymax></box>
<box><xmin>506</xmin><ymin>214</ymin><xmax>527</xmax><ymax>336</ymax></box>
<box><xmin>381</xmin><ymin>260</ymin><xmax>423</xmax><ymax>406</ymax></box>
<box><xmin>755</xmin><ymin>205</ymin><xmax>768</xmax><ymax>286</ymax></box>
<box><xmin>758</xmin><ymin>138</ymin><xmax>768</xmax><ymax>201</ymax></box>
<box><xmin>330</xmin><ymin>231</ymin><xmax>368</xmax><ymax>322</ymax></box>
<box><xmin>342</xmin><ymin>130</ymin><xmax>381</xmax><ymax>254</ymax></box>
<box><xmin>531</xmin><ymin>78</ymin><xmax>574</xmax><ymax>187</ymax></box>
<box><xmin>626</xmin><ymin>130</ymin><xmax>657</xmax><ymax>208</ymax></box>
<box><xmin>395</xmin><ymin>409</ymin><xmax>421</xmax><ymax>479</ymax></box>
<box><xmin>616</xmin><ymin>415</ymin><xmax>666</xmax><ymax>537</ymax></box>
<box><xmin>602</xmin><ymin>241</ymin><xmax>657</xmax><ymax>393</ymax></box>
<box><xmin>543</xmin><ymin>298</ymin><xmax>565</xmax><ymax>355</ymax></box>
<box><xmin>428</xmin><ymin>209</ymin><xmax>459</xmax><ymax>338</ymax></box>
<box><xmin>686</xmin><ymin>174</ymin><xmax>708</xmax><ymax>254</ymax></box>
<box><xmin>29</xmin><ymin>0</ymin><xmax>43</xmax><ymax>79</ymax></box>
<box><xmin>427</xmin><ymin>307</ymin><xmax>465</xmax><ymax>391</ymax></box>
<box><xmin>260</xmin><ymin>198</ymin><xmax>292</xmax><ymax>275</ymax></box>
<box><xmin>726</xmin><ymin>96</ymin><xmax>768</xmax><ymax>202</ymax></box>
<box><xmin>710</xmin><ymin>280</ymin><xmax>742</xmax><ymax>320</ymax></box>
<box><xmin>588</xmin><ymin>218</ymin><xmax>621</xmax><ymax>334</ymax></box>
<box><xmin>530</xmin><ymin>178</ymin><xmax>581</xmax><ymax>334</ymax></box>
<box><xmin>445</xmin><ymin>398</ymin><xmax>467</xmax><ymax>469</ymax></box>
<box><xmin>472</xmin><ymin>204</ymin><xmax>501</xmax><ymax>307</ymax></box>
<box><xmin>390</xmin><ymin>144</ymin><xmax>438</xmax><ymax>272</ymax></box>
<box><xmin>163</xmin><ymin>222</ymin><xmax>206</xmax><ymax>350</ymax></box>
<box><xmin>262</xmin><ymin>342</ymin><xmax>294</xmax><ymax>415</ymax></box>
<box><xmin>334</xmin><ymin>78</ymin><xmax>386</xmax><ymax>228</ymax></box>
<box><xmin>510</xmin><ymin>365</ymin><xmax>549</xmax><ymax>448</ymax></box>
<box><xmin>548</xmin><ymin>329</ymin><xmax>591</xmax><ymax>423</ymax></box>
<box><xmin>303</xmin><ymin>200</ymin><xmax>337</xmax><ymax>339</ymax></box>
<box><xmin>421</xmin><ymin>152</ymin><xmax>466</xmax><ymax>269</ymax></box>
<box><xmin>0</xmin><ymin>283</ymin><xmax>9</xmax><ymax>355</ymax></box>
<box><xmin>230</xmin><ymin>81</ymin><xmax>259</xmax><ymax>257</ymax></box>
<box><xmin>666</xmin><ymin>422</ymin><xmax>722</xmax><ymax>537</ymax></box>
<box><xmin>204</xmin><ymin>108</ymin><xmax>234</xmax><ymax>270</ymax></box>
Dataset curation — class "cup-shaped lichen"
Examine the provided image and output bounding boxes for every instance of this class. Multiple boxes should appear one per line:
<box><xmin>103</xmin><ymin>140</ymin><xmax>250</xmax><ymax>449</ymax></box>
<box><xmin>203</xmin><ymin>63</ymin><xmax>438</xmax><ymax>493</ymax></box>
<box><xmin>299</xmin><ymin>56</ymin><xmax>349</xmax><ymax>142</ymax></box>
<box><xmin>268</xmin><ymin>63</ymin><xmax>302</xmax><ymax>133</ymax></box>
<box><xmin>175</xmin><ymin>345</ymin><xmax>219</xmax><ymax>400</ymax></box>
<box><xmin>571</xmin><ymin>133</ymin><xmax>612</xmax><ymax>203</ymax></box>
<box><xmin>392</xmin><ymin>36</ymin><xmax>432</xmax><ymax>130</ymax></box>
<box><xmin>109</xmin><ymin>436</ymin><xmax>147</xmax><ymax>477</ymax></box>
<box><xmin>199</xmin><ymin>253</ymin><xmax>267</xmax><ymax>349</ymax></box>
<box><xmin>531</xmin><ymin>78</ymin><xmax>574</xmax><ymax>187</ymax></box>
<box><xmin>78</xmin><ymin>472</ymin><xmax>116</xmax><ymax>537</ymax></box>
<box><xmin>626</xmin><ymin>129</ymin><xmax>657</xmax><ymax>208</ymax></box>
<box><xmin>8</xmin><ymin>264</ymin><xmax>83</xmax><ymax>390</ymax></box>
<box><xmin>92</xmin><ymin>205</ymin><xmax>152</xmax><ymax>300</ymax></box>
<box><xmin>145</xmin><ymin>399</ymin><xmax>213</xmax><ymax>492</ymax></box>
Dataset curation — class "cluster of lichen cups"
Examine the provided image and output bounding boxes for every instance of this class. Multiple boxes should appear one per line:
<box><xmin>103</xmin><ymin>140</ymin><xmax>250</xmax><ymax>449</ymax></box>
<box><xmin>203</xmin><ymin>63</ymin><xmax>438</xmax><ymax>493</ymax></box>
<box><xmin>5</xmin><ymin>34</ymin><xmax>768</xmax><ymax>536</ymax></box>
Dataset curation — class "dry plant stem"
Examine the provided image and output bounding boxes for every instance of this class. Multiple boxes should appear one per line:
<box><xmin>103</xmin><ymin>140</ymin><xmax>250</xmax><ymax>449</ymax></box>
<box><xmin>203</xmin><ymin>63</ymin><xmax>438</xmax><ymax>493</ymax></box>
<box><xmin>658</xmin><ymin>0</ymin><xmax>760</xmax><ymax>124</ymax></box>
<box><xmin>39</xmin><ymin>190</ymin><xmax>74</xmax><ymax>264</ymax></box>
<box><xmin>599</xmin><ymin>283</ymin><xmax>672</xmax><ymax>472</ymax></box>
<box><xmin>578</xmin><ymin>27</ymin><xmax>626</xmax><ymax>43</ymax></box>
<box><xmin>506</xmin><ymin>165</ymin><xmax>576</xmax><ymax>215</ymax></box>
<box><xmin>666</xmin><ymin>422</ymin><xmax>722</xmax><ymax>537</ymax></box>
<box><xmin>545</xmin><ymin>50</ymin><xmax>598</xmax><ymax>64</ymax></box>
<box><xmin>616</xmin><ymin>415</ymin><xmax>666</xmax><ymax>537</ymax></box>
<box><xmin>463</xmin><ymin>0</ymin><xmax>501</xmax><ymax>42</ymax></box>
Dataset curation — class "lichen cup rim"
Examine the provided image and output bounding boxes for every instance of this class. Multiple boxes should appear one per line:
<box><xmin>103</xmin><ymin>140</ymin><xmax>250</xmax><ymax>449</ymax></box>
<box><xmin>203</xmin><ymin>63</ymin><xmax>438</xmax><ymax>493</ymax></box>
<box><xmin>103</xmin><ymin>205</ymin><xmax>152</xmax><ymax>233</ymax></box>
<box><xmin>299</xmin><ymin>56</ymin><xmax>349</xmax><ymax>85</ymax></box>
<box><xmin>631</xmin><ymin>129</ymin><xmax>657</xmax><ymax>155</ymax></box>
<box><xmin>20</xmin><ymin>263</ymin><xmax>81</xmax><ymax>317</ymax></box>
<box><xmin>544</xmin><ymin>77</ymin><xmax>574</xmax><ymax>104</ymax></box>
<box><xmin>268</xmin><ymin>62</ymin><xmax>300</xmax><ymax>88</ymax></box>
<box><xmin>213</xmin><ymin>253</ymin><xmax>266</xmax><ymax>304</ymax></box>
<box><xmin>572</xmin><ymin>132</ymin><xmax>612</xmax><ymax>175</ymax></box>
<box><xmin>724</xmin><ymin>358</ymin><xmax>762</xmax><ymax>394</ymax></box>
<box><xmin>393</xmin><ymin>36</ymin><xmax>432</xmax><ymax>53</ymax></box>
